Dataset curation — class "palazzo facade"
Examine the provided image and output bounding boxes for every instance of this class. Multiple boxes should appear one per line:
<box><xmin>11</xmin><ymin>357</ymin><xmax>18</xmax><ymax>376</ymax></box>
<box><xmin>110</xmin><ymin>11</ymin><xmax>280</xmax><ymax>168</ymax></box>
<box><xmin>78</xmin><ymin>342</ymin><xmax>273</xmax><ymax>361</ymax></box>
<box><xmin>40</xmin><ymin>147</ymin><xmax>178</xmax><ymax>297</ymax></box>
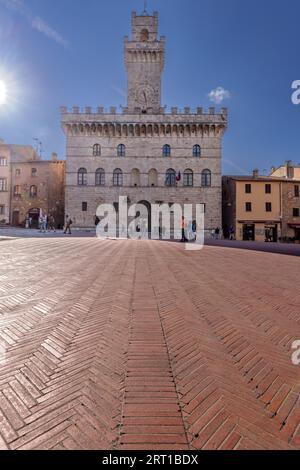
<box><xmin>61</xmin><ymin>10</ymin><xmax>228</xmax><ymax>233</ymax></box>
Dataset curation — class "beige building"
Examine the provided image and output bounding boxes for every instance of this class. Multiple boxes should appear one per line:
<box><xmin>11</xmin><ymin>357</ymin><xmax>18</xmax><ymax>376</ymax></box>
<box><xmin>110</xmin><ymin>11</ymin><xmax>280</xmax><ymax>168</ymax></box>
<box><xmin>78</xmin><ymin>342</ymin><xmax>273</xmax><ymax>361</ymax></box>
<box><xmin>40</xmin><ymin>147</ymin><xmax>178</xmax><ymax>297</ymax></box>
<box><xmin>61</xmin><ymin>10</ymin><xmax>228</xmax><ymax>233</ymax></box>
<box><xmin>270</xmin><ymin>161</ymin><xmax>300</xmax><ymax>241</ymax></box>
<box><xmin>0</xmin><ymin>139</ymin><xmax>11</xmax><ymax>224</ymax></box>
<box><xmin>223</xmin><ymin>162</ymin><xmax>300</xmax><ymax>242</ymax></box>
<box><xmin>0</xmin><ymin>141</ymin><xmax>65</xmax><ymax>228</ymax></box>
<box><xmin>223</xmin><ymin>173</ymin><xmax>282</xmax><ymax>242</ymax></box>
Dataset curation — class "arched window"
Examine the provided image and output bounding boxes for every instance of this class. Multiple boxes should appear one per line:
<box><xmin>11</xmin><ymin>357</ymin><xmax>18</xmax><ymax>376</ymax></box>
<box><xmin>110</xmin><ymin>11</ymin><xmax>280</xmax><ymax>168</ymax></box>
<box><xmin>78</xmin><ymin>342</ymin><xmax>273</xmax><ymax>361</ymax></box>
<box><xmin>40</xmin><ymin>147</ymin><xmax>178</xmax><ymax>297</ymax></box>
<box><xmin>140</xmin><ymin>29</ymin><xmax>149</xmax><ymax>42</ymax></box>
<box><xmin>163</xmin><ymin>144</ymin><xmax>171</xmax><ymax>157</ymax></box>
<box><xmin>30</xmin><ymin>185</ymin><xmax>37</xmax><ymax>197</ymax></box>
<box><xmin>148</xmin><ymin>169</ymin><xmax>158</xmax><ymax>187</ymax></box>
<box><xmin>117</xmin><ymin>144</ymin><xmax>126</xmax><ymax>157</ymax></box>
<box><xmin>131</xmin><ymin>169</ymin><xmax>140</xmax><ymax>187</ymax></box>
<box><xmin>113</xmin><ymin>169</ymin><xmax>123</xmax><ymax>187</ymax></box>
<box><xmin>193</xmin><ymin>145</ymin><xmax>201</xmax><ymax>157</ymax></box>
<box><xmin>201</xmin><ymin>169</ymin><xmax>211</xmax><ymax>187</ymax></box>
<box><xmin>165</xmin><ymin>169</ymin><xmax>176</xmax><ymax>187</ymax></box>
<box><xmin>78</xmin><ymin>168</ymin><xmax>87</xmax><ymax>186</ymax></box>
<box><xmin>183</xmin><ymin>169</ymin><xmax>193</xmax><ymax>187</ymax></box>
<box><xmin>93</xmin><ymin>144</ymin><xmax>101</xmax><ymax>156</ymax></box>
<box><xmin>95</xmin><ymin>168</ymin><xmax>105</xmax><ymax>186</ymax></box>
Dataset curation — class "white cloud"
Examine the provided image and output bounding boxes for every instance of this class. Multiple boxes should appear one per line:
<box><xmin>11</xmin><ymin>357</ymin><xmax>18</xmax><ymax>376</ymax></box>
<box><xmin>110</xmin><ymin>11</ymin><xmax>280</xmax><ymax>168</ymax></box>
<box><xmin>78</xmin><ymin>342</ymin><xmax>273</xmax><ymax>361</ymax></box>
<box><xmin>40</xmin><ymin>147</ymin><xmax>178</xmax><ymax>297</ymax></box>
<box><xmin>208</xmin><ymin>86</ymin><xmax>231</xmax><ymax>104</ymax></box>
<box><xmin>0</xmin><ymin>0</ymin><xmax>69</xmax><ymax>48</ymax></box>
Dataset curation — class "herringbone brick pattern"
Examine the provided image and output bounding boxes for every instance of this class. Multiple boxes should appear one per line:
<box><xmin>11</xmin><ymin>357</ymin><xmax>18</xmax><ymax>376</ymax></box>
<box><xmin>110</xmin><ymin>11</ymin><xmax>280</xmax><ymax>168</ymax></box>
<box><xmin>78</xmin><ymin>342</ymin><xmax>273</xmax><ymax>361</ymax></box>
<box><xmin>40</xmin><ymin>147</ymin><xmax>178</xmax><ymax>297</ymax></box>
<box><xmin>0</xmin><ymin>238</ymin><xmax>299</xmax><ymax>449</ymax></box>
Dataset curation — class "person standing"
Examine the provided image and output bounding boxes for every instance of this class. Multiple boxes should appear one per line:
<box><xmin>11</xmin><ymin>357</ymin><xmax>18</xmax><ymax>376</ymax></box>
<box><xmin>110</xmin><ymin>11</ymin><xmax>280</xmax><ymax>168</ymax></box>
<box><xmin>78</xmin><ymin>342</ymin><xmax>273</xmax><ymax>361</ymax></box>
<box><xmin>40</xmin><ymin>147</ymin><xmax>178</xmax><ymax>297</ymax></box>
<box><xmin>181</xmin><ymin>216</ymin><xmax>188</xmax><ymax>242</ymax></box>
<box><xmin>215</xmin><ymin>227</ymin><xmax>220</xmax><ymax>240</ymax></box>
<box><xmin>64</xmin><ymin>215</ymin><xmax>72</xmax><ymax>235</ymax></box>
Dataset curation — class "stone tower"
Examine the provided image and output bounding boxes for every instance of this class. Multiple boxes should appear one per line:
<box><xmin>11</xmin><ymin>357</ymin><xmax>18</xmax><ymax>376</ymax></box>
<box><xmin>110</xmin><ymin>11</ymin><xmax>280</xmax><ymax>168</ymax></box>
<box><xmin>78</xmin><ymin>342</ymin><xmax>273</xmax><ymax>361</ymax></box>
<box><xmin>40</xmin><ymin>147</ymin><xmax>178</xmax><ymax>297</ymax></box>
<box><xmin>124</xmin><ymin>11</ymin><xmax>165</xmax><ymax>113</ymax></box>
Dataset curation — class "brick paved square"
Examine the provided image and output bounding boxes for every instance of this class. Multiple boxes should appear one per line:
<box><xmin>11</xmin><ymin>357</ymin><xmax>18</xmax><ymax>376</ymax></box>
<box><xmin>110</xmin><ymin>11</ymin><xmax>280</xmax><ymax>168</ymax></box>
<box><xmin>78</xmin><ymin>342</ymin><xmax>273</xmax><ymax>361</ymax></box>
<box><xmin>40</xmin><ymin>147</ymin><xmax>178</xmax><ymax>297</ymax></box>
<box><xmin>0</xmin><ymin>238</ymin><xmax>299</xmax><ymax>450</ymax></box>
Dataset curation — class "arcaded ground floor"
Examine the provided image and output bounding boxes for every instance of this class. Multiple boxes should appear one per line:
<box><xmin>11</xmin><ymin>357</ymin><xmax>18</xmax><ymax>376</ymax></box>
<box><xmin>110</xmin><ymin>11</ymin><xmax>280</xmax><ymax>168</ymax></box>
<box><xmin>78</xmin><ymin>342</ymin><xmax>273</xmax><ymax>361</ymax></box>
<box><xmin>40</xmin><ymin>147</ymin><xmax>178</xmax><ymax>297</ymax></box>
<box><xmin>0</xmin><ymin>238</ymin><xmax>299</xmax><ymax>450</ymax></box>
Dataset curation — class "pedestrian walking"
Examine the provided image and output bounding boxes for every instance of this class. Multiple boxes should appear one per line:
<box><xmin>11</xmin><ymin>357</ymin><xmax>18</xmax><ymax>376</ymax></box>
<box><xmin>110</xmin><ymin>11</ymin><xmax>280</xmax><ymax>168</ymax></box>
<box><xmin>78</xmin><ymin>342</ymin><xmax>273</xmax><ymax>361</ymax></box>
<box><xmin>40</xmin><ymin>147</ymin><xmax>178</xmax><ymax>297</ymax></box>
<box><xmin>48</xmin><ymin>215</ymin><xmax>56</xmax><ymax>232</ymax></box>
<box><xmin>64</xmin><ymin>215</ymin><xmax>72</xmax><ymax>234</ymax></box>
<box><xmin>215</xmin><ymin>227</ymin><xmax>220</xmax><ymax>240</ymax></box>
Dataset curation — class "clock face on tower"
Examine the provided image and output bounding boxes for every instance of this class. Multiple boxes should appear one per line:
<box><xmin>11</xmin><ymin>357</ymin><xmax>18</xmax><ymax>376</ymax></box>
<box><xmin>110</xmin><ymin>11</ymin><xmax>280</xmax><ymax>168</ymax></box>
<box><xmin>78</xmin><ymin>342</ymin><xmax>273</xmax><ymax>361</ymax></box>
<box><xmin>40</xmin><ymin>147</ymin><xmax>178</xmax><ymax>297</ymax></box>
<box><xmin>136</xmin><ymin>84</ymin><xmax>156</xmax><ymax>107</ymax></box>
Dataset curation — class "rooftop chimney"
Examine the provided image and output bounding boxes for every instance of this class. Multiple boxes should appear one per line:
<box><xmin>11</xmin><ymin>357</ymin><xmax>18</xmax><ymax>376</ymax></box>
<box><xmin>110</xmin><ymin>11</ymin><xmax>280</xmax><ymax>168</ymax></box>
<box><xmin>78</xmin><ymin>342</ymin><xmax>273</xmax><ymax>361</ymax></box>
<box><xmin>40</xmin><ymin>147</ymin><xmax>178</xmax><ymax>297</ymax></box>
<box><xmin>253</xmin><ymin>169</ymin><xmax>259</xmax><ymax>178</ymax></box>
<box><xmin>51</xmin><ymin>152</ymin><xmax>58</xmax><ymax>162</ymax></box>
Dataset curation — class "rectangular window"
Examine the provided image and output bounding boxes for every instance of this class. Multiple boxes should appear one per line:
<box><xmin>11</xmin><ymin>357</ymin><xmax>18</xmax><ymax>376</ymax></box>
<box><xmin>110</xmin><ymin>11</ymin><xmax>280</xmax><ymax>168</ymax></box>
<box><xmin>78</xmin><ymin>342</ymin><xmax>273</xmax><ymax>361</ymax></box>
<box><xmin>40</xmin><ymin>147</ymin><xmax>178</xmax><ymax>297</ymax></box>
<box><xmin>245</xmin><ymin>202</ymin><xmax>252</xmax><ymax>212</ymax></box>
<box><xmin>295</xmin><ymin>185</ymin><xmax>299</xmax><ymax>198</ymax></box>
<box><xmin>0</xmin><ymin>157</ymin><xmax>7</xmax><ymax>166</ymax></box>
<box><xmin>245</xmin><ymin>184</ymin><xmax>251</xmax><ymax>194</ymax></box>
<box><xmin>31</xmin><ymin>168</ymin><xmax>37</xmax><ymax>177</ymax></box>
<box><xmin>293</xmin><ymin>208</ymin><xmax>300</xmax><ymax>217</ymax></box>
<box><xmin>266</xmin><ymin>202</ymin><xmax>272</xmax><ymax>212</ymax></box>
<box><xmin>14</xmin><ymin>185</ymin><xmax>21</xmax><ymax>196</ymax></box>
<box><xmin>0</xmin><ymin>178</ymin><xmax>7</xmax><ymax>191</ymax></box>
<box><xmin>82</xmin><ymin>202</ymin><xmax>87</xmax><ymax>212</ymax></box>
<box><xmin>265</xmin><ymin>184</ymin><xmax>271</xmax><ymax>194</ymax></box>
<box><xmin>15</xmin><ymin>168</ymin><xmax>21</xmax><ymax>177</ymax></box>
<box><xmin>0</xmin><ymin>205</ymin><xmax>4</xmax><ymax>215</ymax></box>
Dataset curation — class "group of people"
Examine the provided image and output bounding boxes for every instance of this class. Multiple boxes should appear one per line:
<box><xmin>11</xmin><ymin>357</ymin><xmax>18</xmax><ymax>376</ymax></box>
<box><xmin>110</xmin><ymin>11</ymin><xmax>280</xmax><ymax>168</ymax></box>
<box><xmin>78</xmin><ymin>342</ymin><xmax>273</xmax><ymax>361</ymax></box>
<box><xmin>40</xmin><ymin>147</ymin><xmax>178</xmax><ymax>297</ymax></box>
<box><xmin>38</xmin><ymin>214</ymin><xmax>56</xmax><ymax>233</ymax></box>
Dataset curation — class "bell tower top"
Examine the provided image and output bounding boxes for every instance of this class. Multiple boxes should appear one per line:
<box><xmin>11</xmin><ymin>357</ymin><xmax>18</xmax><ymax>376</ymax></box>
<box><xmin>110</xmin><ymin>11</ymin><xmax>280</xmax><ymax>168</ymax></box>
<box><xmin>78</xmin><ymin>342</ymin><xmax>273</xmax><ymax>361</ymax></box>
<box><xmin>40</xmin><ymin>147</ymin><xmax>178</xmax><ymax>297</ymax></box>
<box><xmin>131</xmin><ymin>10</ymin><xmax>158</xmax><ymax>42</ymax></box>
<box><xmin>124</xmin><ymin>11</ymin><xmax>165</xmax><ymax>114</ymax></box>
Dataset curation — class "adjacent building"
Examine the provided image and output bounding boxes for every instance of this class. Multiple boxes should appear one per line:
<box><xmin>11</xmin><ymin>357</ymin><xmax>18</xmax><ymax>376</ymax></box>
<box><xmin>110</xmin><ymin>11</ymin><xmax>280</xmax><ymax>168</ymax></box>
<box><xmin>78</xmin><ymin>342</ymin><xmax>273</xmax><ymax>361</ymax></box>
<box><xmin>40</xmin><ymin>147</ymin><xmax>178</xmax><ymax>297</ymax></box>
<box><xmin>270</xmin><ymin>161</ymin><xmax>300</xmax><ymax>241</ymax></box>
<box><xmin>223</xmin><ymin>162</ymin><xmax>300</xmax><ymax>242</ymax></box>
<box><xmin>61</xmin><ymin>10</ymin><xmax>228</xmax><ymax>233</ymax></box>
<box><xmin>0</xmin><ymin>141</ymin><xmax>65</xmax><ymax>228</ymax></box>
<box><xmin>222</xmin><ymin>173</ymin><xmax>282</xmax><ymax>242</ymax></box>
<box><xmin>0</xmin><ymin>139</ymin><xmax>11</xmax><ymax>224</ymax></box>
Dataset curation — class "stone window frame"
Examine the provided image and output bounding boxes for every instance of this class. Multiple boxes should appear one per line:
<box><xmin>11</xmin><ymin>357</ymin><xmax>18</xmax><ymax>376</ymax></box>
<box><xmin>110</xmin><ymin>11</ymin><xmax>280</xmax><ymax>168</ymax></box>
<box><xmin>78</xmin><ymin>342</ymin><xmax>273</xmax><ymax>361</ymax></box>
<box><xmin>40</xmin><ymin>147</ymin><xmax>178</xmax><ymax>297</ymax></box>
<box><xmin>15</xmin><ymin>168</ymin><xmax>21</xmax><ymax>177</ymax></box>
<box><xmin>117</xmin><ymin>144</ymin><xmax>126</xmax><ymax>157</ymax></box>
<box><xmin>193</xmin><ymin>145</ymin><xmax>201</xmax><ymax>158</ymax></box>
<box><xmin>0</xmin><ymin>157</ymin><xmax>7</xmax><ymax>166</ymax></box>
<box><xmin>93</xmin><ymin>144</ymin><xmax>101</xmax><ymax>157</ymax></box>
<box><xmin>165</xmin><ymin>168</ymin><xmax>176</xmax><ymax>187</ymax></box>
<box><xmin>0</xmin><ymin>178</ymin><xmax>7</xmax><ymax>191</ymax></box>
<box><xmin>78</xmin><ymin>168</ymin><xmax>88</xmax><ymax>186</ymax></box>
<box><xmin>113</xmin><ymin>168</ymin><xmax>123</xmax><ymax>187</ymax></box>
<box><xmin>31</xmin><ymin>168</ymin><xmax>37</xmax><ymax>177</ymax></box>
<box><xmin>201</xmin><ymin>169</ymin><xmax>211</xmax><ymax>188</ymax></box>
<box><xmin>293</xmin><ymin>208</ymin><xmax>300</xmax><ymax>217</ymax></box>
<box><xmin>183</xmin><ymin>169</ymin><xmax>194</xmax><ymax>187</ymax></box>
<box><xmin>162</xmin><ymin>144</ymin><xmax>171</xmax><ymax>157</ymax></box>
<box><xmin>95</xmin><ymin>168</ymin><xmax>105</xmax><ymax>186</ymax></box>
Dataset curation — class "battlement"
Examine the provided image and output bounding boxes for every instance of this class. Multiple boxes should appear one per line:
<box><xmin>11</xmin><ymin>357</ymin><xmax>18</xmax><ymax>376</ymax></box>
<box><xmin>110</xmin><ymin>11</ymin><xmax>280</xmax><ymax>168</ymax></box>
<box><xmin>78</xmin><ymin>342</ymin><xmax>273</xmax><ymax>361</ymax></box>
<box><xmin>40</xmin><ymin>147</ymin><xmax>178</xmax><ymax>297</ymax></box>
<box><xmin>60</xmin><ymin>105</ymin><xmax>228</xmax><ymax>117</ymax></box>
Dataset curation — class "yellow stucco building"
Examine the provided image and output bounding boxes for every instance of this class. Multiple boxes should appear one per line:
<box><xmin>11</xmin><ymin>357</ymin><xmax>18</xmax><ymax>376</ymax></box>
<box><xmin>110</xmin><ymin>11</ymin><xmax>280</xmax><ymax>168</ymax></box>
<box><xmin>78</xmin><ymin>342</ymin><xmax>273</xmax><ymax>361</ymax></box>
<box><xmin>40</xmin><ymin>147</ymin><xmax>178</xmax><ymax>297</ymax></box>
<box><xmin>223</xmin><ymin>173</ymin><xmax>282</xmax><ymax>242</ymax></box>
<box><xmin>223</xmin><ymin>162</ymin><xmax>300</xmax><ymax>242</ymax></box>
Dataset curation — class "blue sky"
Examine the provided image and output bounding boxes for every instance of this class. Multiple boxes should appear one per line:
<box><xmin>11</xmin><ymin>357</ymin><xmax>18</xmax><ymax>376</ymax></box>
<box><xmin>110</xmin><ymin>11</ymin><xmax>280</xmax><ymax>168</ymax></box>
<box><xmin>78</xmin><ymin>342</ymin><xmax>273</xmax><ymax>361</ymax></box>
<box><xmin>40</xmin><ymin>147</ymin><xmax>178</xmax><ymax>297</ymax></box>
<box><xmin>0</xmin><ymin>0</ymin><xmax>299</xmax><ymax>174</ymax></box>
